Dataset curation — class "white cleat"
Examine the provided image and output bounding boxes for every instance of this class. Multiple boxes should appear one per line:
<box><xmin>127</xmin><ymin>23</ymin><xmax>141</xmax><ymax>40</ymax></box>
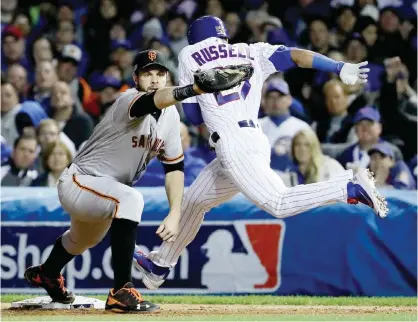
<box><xmin>351</xmin><ymin>168</ymin><xmax>389</xmax><ymax>218</ymax></box>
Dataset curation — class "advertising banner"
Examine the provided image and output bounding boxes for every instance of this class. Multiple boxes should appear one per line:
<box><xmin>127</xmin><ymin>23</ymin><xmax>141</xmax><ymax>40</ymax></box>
<box><xmin>1</xmin><ymin>188</ymin><xmax>417</xmax><ymax>296</ymax></box>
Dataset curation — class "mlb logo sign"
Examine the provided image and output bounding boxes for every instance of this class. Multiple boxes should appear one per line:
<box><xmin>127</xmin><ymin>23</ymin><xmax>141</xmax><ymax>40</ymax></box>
<box><xmin>137</xmin><ymin>219</ymin><xmax>286</xmax><ymax>294</ymax></box>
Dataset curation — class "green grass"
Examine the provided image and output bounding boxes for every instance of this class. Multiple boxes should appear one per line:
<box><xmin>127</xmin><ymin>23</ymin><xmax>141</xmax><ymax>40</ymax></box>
<box><xmin>1</xmin><ymin>294</ymin><xmax>416</xmax><ymax>306</ymax></box>
<box><xmin>1</xmin><ymin>314</ymin><xmax>417</xmax><ymax>321</ymax></box>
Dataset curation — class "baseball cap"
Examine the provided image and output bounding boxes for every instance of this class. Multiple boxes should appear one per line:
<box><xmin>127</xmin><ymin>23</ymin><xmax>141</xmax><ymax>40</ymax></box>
<box><xmin>132</xmin><ymin>50</ymin><xmax>168</xmax><ymax>74</ymax></box>
<box><xmin>368</xmin><ymin>142</ymin><xmax>395</xmax><ymax>159</ymax></box>
<box><xmin>92</xmin><ymin>75</ymin><xmax>122</xmax><ymax>91</ymax></box>
<box><xmin>354</xmin><ymin>106</ymin><xmax>381</xmax><ymax>123</ymax></box>
<box><xmin>111</xmin><ymin>39</ymin><xmax>132</xmax><ymax>51</ymax></box>
<box><xmin>2</xmin><ymin>25</ymin><xmax>23</xmax><ymax>41</ymax></box>
<box><xmin>60</xmin><ymin>44</ymin><xmax>82</xmax><ymax>65</ymax></box>
<box><xmin>266</xmin><ymin>78</ymin><xmax>290</xmax><ymax>95</ymax></box>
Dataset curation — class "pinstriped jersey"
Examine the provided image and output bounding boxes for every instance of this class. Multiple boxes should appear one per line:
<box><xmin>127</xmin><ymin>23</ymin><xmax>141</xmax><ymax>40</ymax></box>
<box><xmin>179</xmin><ymin>37</ymin><xmax>281</xmax><ymax>136</ymax></box>
<box><xmin>73</xmin><ymin>88</ymin><xmax>184</xmax><ymax>186</ymax></box>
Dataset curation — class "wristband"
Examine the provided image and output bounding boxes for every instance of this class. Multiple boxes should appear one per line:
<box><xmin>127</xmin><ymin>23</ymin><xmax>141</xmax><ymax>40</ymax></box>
<box><xmin>173</xmin><ymin>85</ymin><xmax>198</xmax><ymax>101</ymax></box>
<box><xmin>312</xmin><ymin>54</ymin><xmax>345</xmax><ymax>74</ymax></box>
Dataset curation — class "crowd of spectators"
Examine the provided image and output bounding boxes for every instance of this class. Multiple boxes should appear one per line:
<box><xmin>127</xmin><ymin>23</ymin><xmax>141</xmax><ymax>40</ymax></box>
<box><xmin>1</xmin><ymin>0</ymin><xmax>417</xmax><ymax>191</ymax></box>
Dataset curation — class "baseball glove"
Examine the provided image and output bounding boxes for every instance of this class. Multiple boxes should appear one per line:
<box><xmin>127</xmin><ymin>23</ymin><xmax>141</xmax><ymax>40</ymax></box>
<box><xmin>194</xmin><ymin>64</ymin><xmax>254</xmax><ymax>93</ymax></box>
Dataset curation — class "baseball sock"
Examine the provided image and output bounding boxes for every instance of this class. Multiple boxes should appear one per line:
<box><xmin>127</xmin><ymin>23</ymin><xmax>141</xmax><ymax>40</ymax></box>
<box><xmin>42</xmin><ymin>235</ymin><xmax>75</xmax><ymax>278</ymax></box>
<box><xmin>110</xmin><ymin>218</ymin><xmax>138</xmax><ymax>291</ymax></box>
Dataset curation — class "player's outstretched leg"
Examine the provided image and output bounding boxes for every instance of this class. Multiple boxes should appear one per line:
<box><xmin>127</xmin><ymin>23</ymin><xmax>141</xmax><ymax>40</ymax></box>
<box><xmin>25</xmin><ymin>236</ymin><xmax>75</xmax><ymax>304</ymax></box>
<box><xmin>133</xmin><ymin>159</ymin><xmax>239</xmax><ymax>290</ymax></box>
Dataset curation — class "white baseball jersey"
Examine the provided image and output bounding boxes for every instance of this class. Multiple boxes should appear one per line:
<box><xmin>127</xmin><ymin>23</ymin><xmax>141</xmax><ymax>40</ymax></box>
<box><xmin>178</xmin><ymin>37</ymin><xmax>280</xmax><ymax>136</ymax></box>
<box><xmin>148</xmin><ymin>38</ymin><xmax>355</xmax><ymax>269</ymax></box>
<box><xmin>259</xmin><ymin>116</ymin><xmax>311</xmax><ymax>155</ymax></box>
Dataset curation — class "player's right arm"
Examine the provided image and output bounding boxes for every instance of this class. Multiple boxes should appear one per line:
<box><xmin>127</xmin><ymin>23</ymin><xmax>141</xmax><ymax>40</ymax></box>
<box><xmin>128</xmin><ymin>83</ymin><xmax>205</xmax><ymax>119</ymax></box>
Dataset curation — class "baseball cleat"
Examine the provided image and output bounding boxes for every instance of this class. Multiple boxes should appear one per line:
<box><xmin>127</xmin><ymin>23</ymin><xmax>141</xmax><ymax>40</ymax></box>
<box><xmin>105</xmin><ymin>282</ymin><xmax>159</xmax><ymax>313</ymax></box>
<box><xmin>133</xmin><ymin>249</ymin><xmax>169</xmax><ymax>290</ymax></box>
<box><xmin>348</xmin><ymin>168</ymin><xmax>389</xmax><ymax>218</ymax></box>
<box><xmin>24</xmin><ymin>265</ymin><xmax>75</xmax><ymax>304</ymax></box>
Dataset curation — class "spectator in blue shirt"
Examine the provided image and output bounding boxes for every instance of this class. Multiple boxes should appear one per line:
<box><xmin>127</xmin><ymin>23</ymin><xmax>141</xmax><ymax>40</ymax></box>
<box><xmin>337</xmin><ymin>106</ymin><xmax>403</xmax><ymax>170</ymax></box>
<box><xmin>368</xmin><ymin>142</ymin><xmax>416</xmax><ymax>190</ymax></box>
<box><xmin>135</xmin><ymin>122</ymin><xmax>207</xmax><ymax>187</ymax></box>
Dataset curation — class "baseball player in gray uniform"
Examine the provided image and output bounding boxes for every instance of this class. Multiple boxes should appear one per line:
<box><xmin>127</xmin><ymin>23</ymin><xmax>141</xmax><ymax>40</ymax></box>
<box><xmin>23</xmin><ymin>49</ymin><xmax>252</xmax><ymax>313</ymax></box>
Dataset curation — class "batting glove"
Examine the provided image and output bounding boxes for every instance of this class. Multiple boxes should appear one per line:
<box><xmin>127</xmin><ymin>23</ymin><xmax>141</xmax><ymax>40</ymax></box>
<box><xmin>339</xmin><ymin>61</ymin><xmax>370</xmax><ymax>85</ymax></box>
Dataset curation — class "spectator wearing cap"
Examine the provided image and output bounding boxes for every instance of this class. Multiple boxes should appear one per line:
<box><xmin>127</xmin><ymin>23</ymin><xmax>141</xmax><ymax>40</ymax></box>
<box><xmin>314</xmin><ymin>79</ymin><xmax>356</xmax><ymax>145</ymax></box>
<box><xmin>379</xmin><ymin>57</ymin><xmax>417</xmax><ymax>161</ymax></box>
<box><xmin>1</xmin><ymin>133</ymin><xmax>39</xmax><ymax>186</ymax></box>
<box><xmin>368</xmin><ymin>142</ymin><xmax>415</xmax><ymax>190</ymax></box>
<box><xmin>260</xmin><ymin>78</ymin><xmax>311</xmax><ymax>168</ymax></box>
<box><xmin>166</xmin><ymin>13</ymin><xmax>189</xmax><ymax>57</ymax></box>
<box><xmin>57</xmin><ymin>44</ymin><xmax>92</xmax><ymax>112</ymax></box>
<box><xmin>135</xmin><ymin>122</ymin><xmax>207</xmax><ymax>187</ymax></box>
<box><xmin>49</xmin><ymin>81</ymin><xmax>94</xmax><ymax>149</ymax></box>
<box><xmin>15</xmin><ymin>100</ymin><xmax>49</xmax><ymax>139</ymax></box>
<box><xmin>1</xmin><ymin>82</ymin><xmax>21</xmax><ymax>146</ymax></box>
<box><xmin>84</xmin><ymin>74</ymin><xmax>122</xmax><ymax>124</ymax></box>
<box><xmin>337</xmin><ymin>106</ymin><xmax>403</xmax><ymax>170</ymax></box>
<box><xmin>27</xmin><ymin>60</ymin><xmax>58</xmax><ymax>111</ymax></box>
<box><xmin>110</xmin><ymin>40</ymin><xmax>134</xmax><ymax>82</ymax></box>
<box><xmin>6</xmin><ymin>64</ymin><xmax>28</xmax><ymax>102</ymax></box>
<box><xmin>1</xmin><ymin>25</ymin><xmax>30</xmax><ymax>73</ymax></box>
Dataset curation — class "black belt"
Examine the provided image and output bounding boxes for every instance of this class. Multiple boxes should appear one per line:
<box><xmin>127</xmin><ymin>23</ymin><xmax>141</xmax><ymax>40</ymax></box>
<box><xmin>210</xmin><ymin>120</ymin><xmax>257</xmax><ymax>150</ymax></box>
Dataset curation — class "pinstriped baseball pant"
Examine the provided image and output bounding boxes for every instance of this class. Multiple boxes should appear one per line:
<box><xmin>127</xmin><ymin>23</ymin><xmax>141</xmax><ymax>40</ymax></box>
<box><xmin>149</xmin><ymin>127</ymin><xmax>353</xmax><ymax>267</ymax></box>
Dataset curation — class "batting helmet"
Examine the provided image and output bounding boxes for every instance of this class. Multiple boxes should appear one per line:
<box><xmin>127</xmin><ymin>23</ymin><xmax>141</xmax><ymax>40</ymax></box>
<box><xmin>187</xmin><ymin>16</ymin><xmax>229</xmax><ymax>45</ymax></box>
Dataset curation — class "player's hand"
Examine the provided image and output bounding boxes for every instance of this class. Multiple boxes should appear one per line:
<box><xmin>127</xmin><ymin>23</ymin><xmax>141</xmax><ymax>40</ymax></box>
<box><xmin>156</xmin><ymin>211</ymin><xmax>180</xmax><ymax>242</ymax></box>
<box><xmin>339</xmin><ymin>61</ymin><xmax>370</xmax><ymax>85</ymax></box>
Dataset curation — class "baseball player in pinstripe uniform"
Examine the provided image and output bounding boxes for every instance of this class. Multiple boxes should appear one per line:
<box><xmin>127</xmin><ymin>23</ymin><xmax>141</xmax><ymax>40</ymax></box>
<box><xmin>133</xmin><ymin>16</ymin><xmax>389</xmax><ymax>290</ymax></box>
<box><xmin>23</xmin><ymin>49</ymin><xmax>251</xmax><ymax>313</ymax></box>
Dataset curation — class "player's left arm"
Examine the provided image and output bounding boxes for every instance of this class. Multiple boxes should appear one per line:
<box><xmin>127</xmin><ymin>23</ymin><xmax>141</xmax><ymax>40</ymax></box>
<box><xmin>260</xmin><ymin>44</ymin><xmax>369</xmax><ymax>85</ymax></box>
<box><xmin>156</xmin><ymin>111</ymin><xmax>185</xmax><ymax>242</ymax></box>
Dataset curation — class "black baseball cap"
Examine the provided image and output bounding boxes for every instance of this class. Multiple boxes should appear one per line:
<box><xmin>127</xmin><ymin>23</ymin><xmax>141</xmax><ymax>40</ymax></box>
<box><xmin>132</xmin><ymin>50</ymin><xmax>168</xmax><ymax>74</ymax></box>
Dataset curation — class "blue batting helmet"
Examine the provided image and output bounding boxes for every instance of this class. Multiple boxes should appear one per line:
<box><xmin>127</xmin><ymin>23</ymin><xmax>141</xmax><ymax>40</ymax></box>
<box><xmin>187</xmin><ymin>16</ymin><xmax>229</xmax><ymax>45</ymax></box>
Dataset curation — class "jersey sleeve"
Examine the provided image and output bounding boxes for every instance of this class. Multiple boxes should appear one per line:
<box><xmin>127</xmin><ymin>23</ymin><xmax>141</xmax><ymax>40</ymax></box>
<box><xmin>159</xmin><ymin>109</ymin><xmax>184</xmax><ymax>165</ymax></box>
<box><xmin>251</xmin><ymin>43</ymin><xmax>296</xmax><ymax>80</ymax></box>
<box><xmin>178</xmin><ymin>49</ymin><xmax>204</xmax><ymax>125</ymax></box>
<box><xmin>112</xmin><ymin>89</ymin><xmax>145</xmax><ymax>125</ymax></box>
